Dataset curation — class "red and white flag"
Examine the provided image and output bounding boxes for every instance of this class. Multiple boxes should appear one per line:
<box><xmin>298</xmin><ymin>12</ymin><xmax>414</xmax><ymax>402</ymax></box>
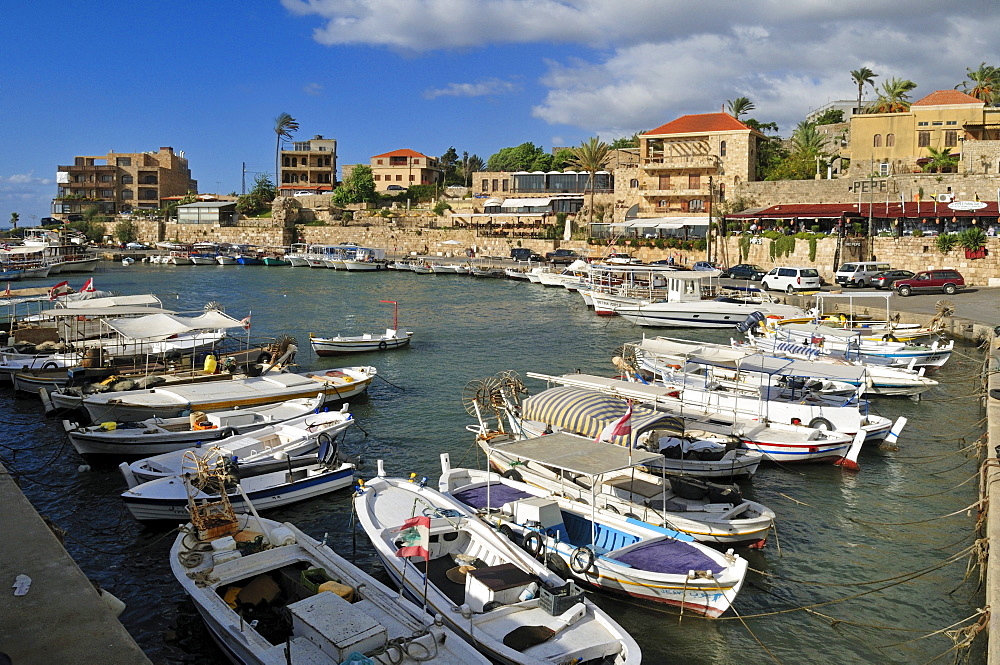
<box><xmin>48</xmin><ymin>280</ymin><xmax>71</xmax><ymax>301</ymax></box>
<box><xmin>596</xmin><ymin>401</ymin><xmax>632</xmax><ymax>444</ymax></box>
<box><xmin>79</xmin><ymin>277</ymin><xmax>95</xmax><ymax>293</ymax></box>
<box><xmin>394</xmin><ymin>515</ymin><xmax>430</xmax><ymax>560</ymax></box>
<box><xmin>3</xmin><ymin>282</ymin><xmax>10</xmax><ymax>297</ymax></box>
<box><xmin>240</xmin><ymin>313</ymin><xmax>251</xmax><ymax>331</ymax></box>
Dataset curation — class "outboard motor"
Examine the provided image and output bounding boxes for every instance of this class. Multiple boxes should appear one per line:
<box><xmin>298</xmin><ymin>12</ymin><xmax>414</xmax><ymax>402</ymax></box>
<box><xmin>736</xmin><ymin>311</ymin><xmax>767</xmax><ymax>333</ymax></box>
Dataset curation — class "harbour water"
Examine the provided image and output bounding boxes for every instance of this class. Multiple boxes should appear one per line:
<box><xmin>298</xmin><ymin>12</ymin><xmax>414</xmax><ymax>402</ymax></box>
<box><xmin>3</xmin><ymin>262</ymin><xmax>988</xmax><ymax>664</ymax></box>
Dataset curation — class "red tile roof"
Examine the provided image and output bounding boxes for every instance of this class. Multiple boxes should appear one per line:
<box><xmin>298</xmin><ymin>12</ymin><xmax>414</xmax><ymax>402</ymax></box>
<box><xmin>911</xmin><ymin>90</ymin><xmax>984</xmax><ymax>106</ymax></box>
<box><xmin>644</xmin><ymin>113</ymin><xmax>752</xmax><ymax>136</ymax></box>
<box><xmin>372</xmin><ymin>148</ymin><xmax>431</xmax><ymax>159</ymax></box>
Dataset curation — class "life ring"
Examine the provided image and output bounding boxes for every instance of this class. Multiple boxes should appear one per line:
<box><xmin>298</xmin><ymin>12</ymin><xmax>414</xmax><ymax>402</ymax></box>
<box><xmin>41</xmin><ymin>361</ymin><xmax>59</xmax><ymax>370</ymax></box>
<box><xmin>881</xmin><ymin>334</ymin><xmax>899</xmax><ymax>343</ymax></box>
<box><xmin>808</xmin><ymin>417</ymin><xmax>834</xmax><ymax>431</ymax></box>
<box><xmin>501</xmin><ymin>468</ymin><xmax>523</xmax><ymax>483</ymax></box>
<box><xmin>522</xmin><ymin>531</ymin><xmax>544</xmax><ymax>557</ymax></box>
<box><xmin>498</xmin><ymin>524</ymin><xmax>517</xmax><ymax>542</ymax></box>
<box><xmin>569</xmin><ymin>546</ymin><xmax>596</xmax><ymax>574</ymax></box>
<box><xmin>256</xmin><ymin>351</ymin><xmax>272</xmax><ymax>365</ymax></box>
<box><xmin>378</xmin><ymin>341</ymin><xmax>388</xmax><ymax>351</ymax></box>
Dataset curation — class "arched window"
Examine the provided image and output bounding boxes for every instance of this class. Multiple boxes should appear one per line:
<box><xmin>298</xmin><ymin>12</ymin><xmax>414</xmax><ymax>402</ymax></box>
<box><xmin>629</xmin><ymin>179</ymin><xmax>639</xmax><ymax>188</ymax></box>
<box><xmin>873</xmin><ymin>134</ymin><xmax>882</xmax><ymax>147</ymax></box>
<box><xmin>718</xmin><ymin>183</ymin><xmax>726</xmax><ymax>201</ymax></box>
<box><xmin>886</xmin><ymin>134</ymin><xmax>895</xmax><ymax>147</ymax></box>
<box><xmin>720</xmin><ymin>140</ymin><xmax>727</xmax><ymax>157</ymax></box>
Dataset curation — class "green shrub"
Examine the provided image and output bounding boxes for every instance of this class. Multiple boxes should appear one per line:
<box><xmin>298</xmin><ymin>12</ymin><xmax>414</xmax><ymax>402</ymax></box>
<box><xmin>808</xmin><ymin>237</ymin><xmax>817</xmax><ymax>262</ymax></box>
<box><xmin>935</xmin><ymin>233</ymin><xmax>958</xmax><ymax>254</ymax></box>
<box><xmin>957</xmin><ymin>227</ymin><xmax>987</xmax><ymax>251</ymax></box>
<box><xmin>911</xmin><ymin>228</ymin><xmax>923</xmax><ymax>238</ymax></box>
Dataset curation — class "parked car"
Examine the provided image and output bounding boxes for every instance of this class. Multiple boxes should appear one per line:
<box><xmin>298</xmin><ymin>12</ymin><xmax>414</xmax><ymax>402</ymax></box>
<box><xmin>510</xmin><ymin>247</ymin><xmax>542</xmax><ymax>262</ymax></box>
<box><xmin>125</xmin><ymin>241</ymin><xmax>150</xmax><ymax>250</ymax></box>
<box><xmin>835</xmin><ymin>261</ymin><xmax>891</xmax><ymax>288</ymax></box>
<box><xmin>871</xmin><ymin>269</ymin><xmax>915</xmax><ymax>290</ymax></box>
<box><xmin>724</xmin><ymin>263</ymin><xmax>767</xmax><ymax>280</ymax></box>
<box><xmin>762</xmin><ymin>266</ymin><xmax>822</xmax><ymax>293</ymax></box>
<box><xmin>545</xmin><ymin>248</ymin><xmax>581</xmax><ymax>265</ymax></box>
<box><xmin>692</xmin><ymin>260</ymin><xmax>721</xmax><ymax>271</ymax></box>
<box><xmin>605</xmin><ymin>252</ymin><xmax>642</xmax><ymax>265</ymax></box>
<box><xmin>894</xmin><ymin>269</ymin><xmax>965</xmax><ymax>296</ymax></box>
<box><xmin>386</xmin><ymin>185</ymin><xmax>406</xmax><ymax>191</ymax></box>
<box><xmin>293</xmin><ymin>190</ymin><xmax>313</xmax><ymax>197</ymax></box>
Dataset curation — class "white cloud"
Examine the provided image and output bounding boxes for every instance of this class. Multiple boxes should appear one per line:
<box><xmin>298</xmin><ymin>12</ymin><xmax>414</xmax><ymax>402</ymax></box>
<box><xmin>423</xmin><ymin>78</ymin><xmax>519</xmax><ymax>99</ymax></box>
<box><xmin>303</xmin><ymin>82</ymin><xmax>324</xmax><ymax>96</ymax></box>
<box><xmin>4</xmin><ymin>173</ymin><xmax>52</xmax><ymax>186</ymax></box>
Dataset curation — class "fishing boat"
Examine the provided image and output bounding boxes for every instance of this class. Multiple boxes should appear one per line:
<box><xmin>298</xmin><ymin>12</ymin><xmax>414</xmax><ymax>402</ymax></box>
<box><xmin>216</xmin><ymin>254</ymin><xmax>239</xmax><ymax>266</ymax></box>
<box><xmin>309</xmin><ymin>301</ymin><xmax>413</xmax><ymax>355</ymax></box>
<box><xmin>284</xmin><ymin>243</ymin><xmax>310</xmax><ymax>267</ymax></box>
<box><xmin>122</xmin><ymin>438</ymin><xmax>356</xmax><ymax>521</ymax></box>
<box><xmin>76</xmin><ymin>367</ymin><xmax>375</xmax><ymax>423</ymax></box>
<box><xmin>121</xmin><ymin>403</ymin><xmax>353</xmax><ymax>485</ymax></box>
<box><xmin>169</xmin><ymin>498</ymin><xmax>489</xmax><ymax>665</ymax></box>
<box><xmin>64</xmin><ymin>394</ymin><xmax>332</xmax><ymax>460</ymax></box>
<box><xmin>262</xmin><ymin>255</ymin><xmax>291</xmax><ymax>266</ymax></box>
<box><xmin>440</xmin><ymin>454</ymin><xmax>748</xmax><ymax>616</ymax></box>
<box><xmin>341</xmin><ymin>246</ymin><xmax>387</xmax><ymax>271</ymax></box>
<box><xmin>354</xmin><ymin>464</ymin><xmax>640</xmax><ymax>665</ymax></box>
<box><xmin>189</xmin><ymin>253</ymin><xmax>219</xmax><ymax>266</ymax></box>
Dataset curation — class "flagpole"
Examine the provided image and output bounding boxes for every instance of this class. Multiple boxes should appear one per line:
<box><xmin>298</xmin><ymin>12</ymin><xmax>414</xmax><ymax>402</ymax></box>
<box><xmin>397</xmin><ymin>498</ymin><xmax>419</xmax><ymax>602</ymax></box>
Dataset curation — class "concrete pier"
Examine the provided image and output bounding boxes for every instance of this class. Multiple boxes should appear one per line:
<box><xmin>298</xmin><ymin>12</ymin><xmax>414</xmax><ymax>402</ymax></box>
<box><xmin>987</xmin><ymin>343</ymin><xmax>1000</xmax><ymax>665</ymax></box>
<box><xmin>0</xmin><ymin>462</ymin><xmax>152</xmax><ymax>665</ymax></box>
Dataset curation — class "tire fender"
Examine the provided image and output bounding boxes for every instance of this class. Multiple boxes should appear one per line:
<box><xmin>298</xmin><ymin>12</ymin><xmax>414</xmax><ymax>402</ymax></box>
<box><xmin>378</xmin><ymin>341</ymin><xmax>388</xmax><ymax>351</ymax></box>
<box><xmin>522</xmin><ymin>531</ymin><xmax>543</xmax><ymax>558</ymax></box>
<box><xmin>41</xmin><ymin>361</ymin><xmax>59</xmax><ymax>370</ymax></box>
<box><xmin>501</xmin><ymin>468</ymin><xmax>523</xmax><ymax>483</ymax></box>
<box><xmin>808</xmin><ymin>417</ymin><xmax>834</xmax><ymax>431</ymax></box>
<box><xmin>569</xmin><ymin>546</ymin><xmax>596</xmax><ymax>574</ymax></box>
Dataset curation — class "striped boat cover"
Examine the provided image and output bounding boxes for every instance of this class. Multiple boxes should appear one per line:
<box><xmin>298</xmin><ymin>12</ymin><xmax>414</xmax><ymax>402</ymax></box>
<box><xmin>521</xmin><ymin>386</ymin><xmax>683</xmax><ymax>445</ymax></box>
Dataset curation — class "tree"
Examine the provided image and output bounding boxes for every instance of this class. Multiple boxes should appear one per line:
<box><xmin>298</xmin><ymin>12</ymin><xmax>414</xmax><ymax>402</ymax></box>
<box><xmin>237</xmin><ymin>173</ymin><xmax>276</xmax><ymax>216</ymax></box>
<box><xmin>744</xmin><ymin>118</ymin><xmax>787</xmax><ymax>181</ymax></box>
<box><xmin>867</xmin><ymin>77</ymin><xmax>917</xmax><ymax>113</ymax></box>
<box><xmin>331</xmin><ymin>165</ymin><xmax>377</xmax><ymax>206</ymax></box>
<box><xmin>813</xmin><ymin>108</ymin><xmax>844</xmax><ymax>125</ymax></box>
<box><xmin>921</xmin><ymin>146</ymin><xmax>959</xmax><ymax>173</ymax></box>
<box><xmin>273</xmin><ymin>112</ymin><xmax>299</xmax><ymax>189</ymax></box>
<box><xmin>9</xmin><ymin>212</ymin><xmax>18</xmax><ymax>230</ymax></box>
<box><xmin>850</xmin><ymin>67</ymin><xmax>878</xmax><ymax>115</ymax></box>
<box><xmin>486</xmin><ymin>142</ymin><xmax>547</xmax><ymax>171</ymax></box>
<box><xmin>568</xmin><ymin>137</ymin><xmax>610</xmax><ymax>240</ymax></box>
<box><xmin>610</xmin><ymin>133</ymin><xmax>644</xmax><ymax>149</ymax></box>
<box><xmin>551</xmin><ymin>148</ymin><xmax>576</xmax><ymax>171</ymax></box>
<box><xmin>726</xmin><ymin>97</ymin><xmax>755</xmax><ymax>119</ymax></box>
<box><xmin>114</xmin><ymin>219</ymin><xmax>139</xmax><ymax>244</ymax></box>
<box><xmin>790</xmin><ymin>121</ymin><xmax>828</xmax><ymax>156</ymax></box>
<box><xmin>460</xmin><ymin>153</ymin><xmax>485</xmax><ymax>187</ymax></box>
<box><xmin>439</xmin><ymin>146</ymin><xmax>461</xmax><ymax>185</ymax></box>
<box><xmin>957</xmin><ymin>62</ymin><xmax>999</xmax><ymax>104</ymax></box>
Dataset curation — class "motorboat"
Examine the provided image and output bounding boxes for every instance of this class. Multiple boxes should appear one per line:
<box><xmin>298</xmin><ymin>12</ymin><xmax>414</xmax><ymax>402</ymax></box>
<box><xmin>122</xmin><ymin>440</ymin><xmax>356</xmax><ymax>521</ymax></box>
<box><xmin>170</xmin><ymin>505</ymin><xmax>489</xmax><ymax>665</ymax></box>
<box><xmin>309</xmin><ymin>301</ymin><xmax>413</xmax><ymax>355</ymax></box>
<box><xmin>354</xmin><ymin>464</ymin><xmax>640</xmax><ymax>665</ymax></box>
<box><xmin>64</xmin><ymin>394</ymin><xmax>332</xmax><ymax>460</ymax></box>
<box><xmin>121</xmin><ymin>403</ymin><xmax>354</xmax><ymax>485</ymax></box>
<box><xmin>440</xmin><ymin>454</ymin><xmax>748</xmax><ymax>616</ymax></box>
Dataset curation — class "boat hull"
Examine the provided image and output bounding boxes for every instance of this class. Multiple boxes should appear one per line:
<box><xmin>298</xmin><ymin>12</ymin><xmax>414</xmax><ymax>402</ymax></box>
<box><xmin>310</xmin><ymin>334</ymin><xmax>412</xmax><ymax>355</ymax></box>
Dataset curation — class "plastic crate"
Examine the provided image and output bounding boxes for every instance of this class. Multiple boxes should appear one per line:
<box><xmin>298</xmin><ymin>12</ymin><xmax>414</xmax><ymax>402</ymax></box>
<box><xmin>539</xmin><ymin>579</ymin><xmax>584</xmax><ymax>616</ymax></box>
<box><xmin>300</xmin><ymin>567</ymin><xmax>333</xmax><ymax>593</ymax></box>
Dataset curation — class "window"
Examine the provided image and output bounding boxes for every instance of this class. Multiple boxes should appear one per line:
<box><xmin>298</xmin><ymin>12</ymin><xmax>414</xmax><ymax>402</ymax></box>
<box><xmin>101</xmin><ymin>189</ymin><xmax>113</xmax><ymax>198</ymax></box>
<box><xmin>658</xmin><ymin>175</ymin><xmax>670</xmax><ymax>189</ymax></box>
<box><xmin>718</xmin><ymin>183</ymin><xmax>726</xmax><ymax>201</ymax></box>
<box><xmin>873</xmin><ymin>134</ymin><xmax>882</xmax><ymax>147</ymax></box>
<box><xmin>886</xmin><ymin>134</ymin><xmax>895</xmax><ymax>147</ymax></box>
<box><xmin>629</xmin><ymin>179</ymin><xmax>639</xmax><ymax>188</ymax></box>
<box><xmin>688</xmin><ymin>174</ymin><xmax>700</xmax><ymax>189</ymax></box>
<box><xmin>879</xmin><ymin>162</ymin><xmax>890</xmax><ymax>176</ymax></box>
<box><xmin>932</xmin><ymin>121</ymin><xmax>943</xmax><ymax>126</ymax></box>
<box><xmin>502</xmin><ymin>179</ymin><xmax>508</xmax><ymax>191</ymax></box>
<box><xmin>116</xmin><ymin>157</ymin><xmax>131</xmax><ymax>166</ymax></box>
<box><xmin>657</xmin><ymin>199</ymin><xmax>667</xmax><ymax>207</ymax></box>
<box><xmin>720</xmin><ymin>140</ymin><xmax>727</xmax><ymax>157</ymax></box>
<box><xmin>377</xmin><ymin>159</ymin><xmax>383</xmax><ymax>165</ymax></box>
<box><xmin>918</xmin><ymin>131</ymin><xmax>930</xmax><ymax>147</ymax></box>
<box><xmin>481</xmin><ymin>179</ymin><xmax>489</xmax><ymax>191</ymax></box>
<box><xmin>396</xmin><ymin>175</ymin><xmax>402</xmax><ymax>181</ymax></box>
<box><xmin>413</xmin><ymin>158</ymin><xmax>420</xmax><ymax>165</ymax></box>
<box><xmin>944</xmin><ymin>130</ymin><xmax>957</xmax><ymax>147</ymax></box>
<box><xmin>374</xmin><ymin>174</ymin><xmax>380</xmax><ymax>181</ymax></box>
<box><xmin>918</xmin><ymin>121</ymin><xmax>929</xmax><ymax>127</ymax></box>
<box><xmin>492</xmin><ymin>179</ymin><xmax>498</xmax><ymax>190</ymax></box>
<box><xmin>99</xmin><ymin>175</ymin><xmax>112</xmax><ymax>183</ymax></box>
<box><xmin>689</xmin><ymin>199</ymin><xmax>704</xmax><ymax>211</ymax></box>
<box><xmin>946</xmin><ymin>121</ymin><xmax>957</xmax><ymax>126</ymax></box>
<box><xmin>121</xmin><ymin>175</ymin><xmax>133</xmax><ymax>184</ymax></box>
<box><xmin>408</xmin><ymin>175</ymin><xmax>415</xmax><ymax>181</ymax></box>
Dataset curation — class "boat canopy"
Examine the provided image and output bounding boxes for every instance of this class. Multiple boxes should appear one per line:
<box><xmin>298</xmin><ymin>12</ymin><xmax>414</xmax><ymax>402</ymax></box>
<box><xmin>777</xmin><ymin>322</ymin><xmax>862</xmax><ymax>340</ymax></box>
<box><xmin>56</xmin><ymin>294</ymin><xmax>162</xmax><ymax>309</ymax></box>
<box><xmin>488</xmin><ymin>432</ymin><xmax>662</xmax><ymax>477</ymax></box>
<box><xmin>522</xmin><ymin>385</ymin><xmax>684</xmax><ymax>445</ymax></box>
<box><xmin>104</xmin><ymin>311</ymin><xmax>245</xmax><ymax>341</ymax></box>
<box><xmin>44</xmin><ymin>306</ymin><xmax>173</xmax><ymax>318</ymax></box>
<box><xmin>636</xmin><ymin>337</ymin><xmax>748</xmax><ymax>363</ymax></box>
<box><xmin>687</xmin><ymin>354</ymin><xmax>868</xmax><ymax>382</ymax></box>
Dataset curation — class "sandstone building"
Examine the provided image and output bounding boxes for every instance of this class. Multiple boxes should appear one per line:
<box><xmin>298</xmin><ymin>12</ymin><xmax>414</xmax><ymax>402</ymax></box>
<box><xmin>367</xmin><ymin>149</ymin><xmax>444</xmax><ymax>192</ymax></box>
<box><xmin>279</xmin><ymin>134</ymin><xmax>337</xmax><ymax>195</ymax></box>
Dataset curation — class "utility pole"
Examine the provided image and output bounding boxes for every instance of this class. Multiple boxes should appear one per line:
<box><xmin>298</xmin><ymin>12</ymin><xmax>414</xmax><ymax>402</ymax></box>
<box><xmin>241</xmin><ymin>163</ymin><xmax>246</xmax><ymax>195</ymax></box>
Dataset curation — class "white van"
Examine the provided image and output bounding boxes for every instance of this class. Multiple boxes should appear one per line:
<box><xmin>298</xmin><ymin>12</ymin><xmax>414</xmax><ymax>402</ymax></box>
<box><xmin>762</xmin><ymin>267</ymin><xmax>822</xmax><ymax>293</ymax></box>
<box><xmin>835</xmin><ymin>262</ymin><xmax>891</xmax><ymax>288</ymax></box>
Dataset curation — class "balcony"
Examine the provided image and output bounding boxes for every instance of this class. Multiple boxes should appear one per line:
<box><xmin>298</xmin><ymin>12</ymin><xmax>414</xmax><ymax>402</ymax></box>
<box><xmin>641</xmin><ymin>154</ymin><xmax>719</xmax><ymax>170</ymax></box>
<box><xmin>641</xmin><ymin>188</ymin><xmax>710</xmax><ymax>197</ymax></box>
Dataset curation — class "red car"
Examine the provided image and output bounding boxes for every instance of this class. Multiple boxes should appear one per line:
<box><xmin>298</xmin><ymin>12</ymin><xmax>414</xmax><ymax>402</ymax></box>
<box><xmin>894</xmin><ymin>269</ymin><xmax>965</xmax><ymax>296</ymax></box>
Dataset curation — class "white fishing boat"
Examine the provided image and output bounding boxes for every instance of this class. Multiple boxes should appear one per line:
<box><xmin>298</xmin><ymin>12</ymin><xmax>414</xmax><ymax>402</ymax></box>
<box><xmin>121</xmin><ymin>403</ymin><xmax>354</xmax><ymax>485</ymax></box>
<box><xmin>284</xmin><ymin>242</ymin><xmax>310</xmax><ymax>267</ymax></box>
<box><xmin>440</xmin><ymin>454</ymin><xmax>748</xmax><ymax>616</ymax></box>
<box><xmin>216</xmin><ymin>255</ymin><xmax>239</xmax><ymax>266</ymax></box>
<box><xmin>121</xmin><ymin>257</ymin><xmax>135</xmax><ymax>266</ymax></box>
<box><xmin>170</xmin><ymin>503</ymin><xmax>489</xmax><ymax>665</ymax></box>
<box><xmin>64</xmin><ymin>394</ymin><xmax>331</xmax><ymax>460</ymax></box>
<box><xmin>77</xmin><ymin>367</ymin><xmax>375</xmax><ymax>423</ymax></box>
<box><xmin>122</xmin><ymin>441</ymin><xmax>356</xmax><ymax>521</ymax></box>
<box><xmin>167</xmin><ymin>251</ymin><xmax>194</xmax><ymax>266</ymax></box>
<box><xmin>354</xmin><ymin>465</ymin><xmax>640</xmax><ymax>665</ymax></box>
<box><xmin>309</xmin><ymin>300</ymin><xmax>413</xmax><ymax>355</ymax></box>
<box><xmin>341</xmin><ymin>246</ymin><xmax>386</xmax><ymax>271</ymax></box>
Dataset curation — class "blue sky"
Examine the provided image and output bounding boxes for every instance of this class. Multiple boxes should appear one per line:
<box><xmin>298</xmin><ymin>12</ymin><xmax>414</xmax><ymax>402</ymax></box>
<box><xmin>3</xmin><ymin>1</ymin><xmax>999</xmax><ymax>227</ymax></box>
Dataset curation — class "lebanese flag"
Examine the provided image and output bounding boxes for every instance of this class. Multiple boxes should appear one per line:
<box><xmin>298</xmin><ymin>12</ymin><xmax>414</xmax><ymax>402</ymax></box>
<box><xmin>79</xmin><ymin>277</ymin><xmax>95</xmax><ymax>293</ymax></box>
<box><xmin>394</xmin><ymin>515</ymin><xmax>430</xmax><ymax>560</ymax></box>
<box><xmin>3</xmin><ymin>282</ymin><xmax>10</xmax><ymax>297</ymax></box>
<box><xmin>240</xmin><ymin>313</ymin><xmax>251</xmax><ymax>331</ymax></box>
<box><xmin>597</xmin><ymin>401</ymin><xmax>633</xmax><ymax>444</ymax></box>
<box><xmin>48</xmin><ymin>280</ymin><xmax>71</xmax><ymax>301</ymax></box>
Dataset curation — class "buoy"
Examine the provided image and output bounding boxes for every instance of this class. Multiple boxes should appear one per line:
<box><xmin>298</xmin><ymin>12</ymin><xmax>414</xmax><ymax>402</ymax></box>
<box><xmin>77</xmin><ymin>464</ymin><xmax>91</xmax><ymax>473</ymax></box>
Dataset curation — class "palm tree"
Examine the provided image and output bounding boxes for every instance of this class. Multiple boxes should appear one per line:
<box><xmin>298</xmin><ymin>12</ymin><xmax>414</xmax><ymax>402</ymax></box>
<box><xmin>273</xmin><ymin>113</ymin><xmax>299</xmax><ymax>194</ymax></box>
<box><xmin>850</xmin><ymin>67</ymin><xmax>877</xmax><ymax>115</ymax></box>
<box><xmin>569</xmin><ymin>137</ymin><xmax>610</xmax><ymax>241</ymax></box>
<box><xmin>461</xmin><ymin>153</ymin><xmax>484</xmax><ymax>187</ymax></box>
<box><xmin>922</xmin><ymin>147</ymin><xmax>959</xmax><ymax>173</ymax></box>
<box><xmin>9</xmin><ymin>212</ymin><xmax>18</xmax><ymax>230</ymax></box>
<box><xmin>867</xmin><ymin>77</ymin><xmax>917</xmax><ymax>113</ymax></box>
<box><xmin>791</xmin><ymin>121</ymin><xmax>828</xmax><ymax>157</ymax></box>
<box><xmin>957</xmin><ymin>62</ymin><xmax>999</xmax><ymax>104</ymax></box>
<box><xmin>726</xmin><ymin>97</ymin><xmax>755</xmax><ymax>119</ymax></box>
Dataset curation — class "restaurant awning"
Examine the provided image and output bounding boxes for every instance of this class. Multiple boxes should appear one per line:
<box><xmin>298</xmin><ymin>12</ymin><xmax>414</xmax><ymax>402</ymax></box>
<box><xmin>501</xmin><ymin>197</ymin><xmax>552</xmax><ymax>207</ymax></box>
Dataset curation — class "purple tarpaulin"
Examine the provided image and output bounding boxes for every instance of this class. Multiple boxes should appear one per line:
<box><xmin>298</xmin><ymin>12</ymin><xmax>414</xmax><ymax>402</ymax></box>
<box><xmin>452</xmin><ymin>483</ymin><xmax>533</xmax><ymax>509</ymax></box>
<box><xmin>613</xmin><ymin>539</ymin><xmax>719</xmax><ymax>574</ymax></box>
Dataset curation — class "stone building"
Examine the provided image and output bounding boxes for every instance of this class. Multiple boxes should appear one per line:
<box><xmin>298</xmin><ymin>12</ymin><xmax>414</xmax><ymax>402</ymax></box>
<box><xmin>52</xmin><ymin>146</ymin><xmax>196</xmax><ymax>219</ymax></box>
<box><xmin>364</xmin><ymin>149</ymin><xmax>444</xmax><ymax>192</ymax></box>
<box><xmin>849</xmin><ymin>90</ymin><xmax>1000</xmax><ymax>176</ymax></box>
<box><xmin>278</xmin><ymin>134</ymin><xmax>337</xmax><ymax>195</ymax></box>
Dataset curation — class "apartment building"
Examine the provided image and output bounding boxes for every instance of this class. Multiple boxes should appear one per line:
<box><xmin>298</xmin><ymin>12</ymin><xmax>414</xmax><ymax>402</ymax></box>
<box><xmin>636</xmin><ymin>113</ymin><xmax>762</xmax><ymax>219</ymax></box>
<box><xmin>370</xmin><ymin>149</ymin><xmax>443</xmax><ymax>192</ymax></box>
<box><xmin>279</xmin><ymin>134</ymin><xmax>337</xmax><ymax>194</ymax></box>
<box><xmin>52</xmin><ymin>146</ymin><xmax>196</xmax><ymax>219</ymax></box>
<box><xmin>849</xmin><ymin>90</ymin><xmax>1000</xmax><ymax>176</ymax></box>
